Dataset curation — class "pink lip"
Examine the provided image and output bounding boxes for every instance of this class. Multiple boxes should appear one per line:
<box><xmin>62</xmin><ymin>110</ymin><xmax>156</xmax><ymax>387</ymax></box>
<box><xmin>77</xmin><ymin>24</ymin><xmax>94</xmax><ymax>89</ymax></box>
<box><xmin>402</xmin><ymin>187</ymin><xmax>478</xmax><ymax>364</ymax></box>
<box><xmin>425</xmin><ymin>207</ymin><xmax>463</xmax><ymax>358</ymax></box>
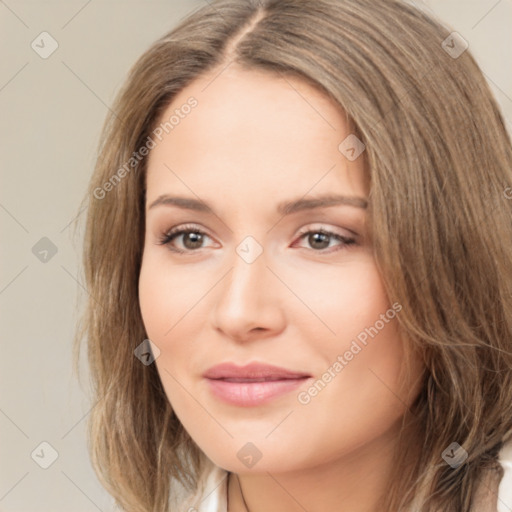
<box><xmin>203</xmin><ymin>362</ymin><xmax>312</xmax><ymax>407</ymax></box>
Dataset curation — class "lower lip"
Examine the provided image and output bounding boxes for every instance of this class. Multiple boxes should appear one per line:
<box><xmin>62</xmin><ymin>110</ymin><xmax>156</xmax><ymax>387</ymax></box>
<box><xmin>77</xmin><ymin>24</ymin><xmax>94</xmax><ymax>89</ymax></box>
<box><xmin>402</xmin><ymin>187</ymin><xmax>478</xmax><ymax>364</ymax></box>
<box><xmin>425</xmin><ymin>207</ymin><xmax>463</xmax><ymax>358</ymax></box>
<box><xmin>205</xmin><ymin>377</ymin><xmax>311</xmax><ymax>407</ymax></box>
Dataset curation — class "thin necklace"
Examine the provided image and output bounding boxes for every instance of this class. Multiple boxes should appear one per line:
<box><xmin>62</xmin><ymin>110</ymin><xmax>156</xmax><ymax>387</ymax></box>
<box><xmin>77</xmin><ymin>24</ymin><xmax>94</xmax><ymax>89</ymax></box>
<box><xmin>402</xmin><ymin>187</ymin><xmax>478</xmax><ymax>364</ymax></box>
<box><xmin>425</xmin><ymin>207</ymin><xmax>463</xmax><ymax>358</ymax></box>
<box><xmin>235</xmin><ymin>473</ymin><xmax>251</xmax><ymax>512</ymax></box>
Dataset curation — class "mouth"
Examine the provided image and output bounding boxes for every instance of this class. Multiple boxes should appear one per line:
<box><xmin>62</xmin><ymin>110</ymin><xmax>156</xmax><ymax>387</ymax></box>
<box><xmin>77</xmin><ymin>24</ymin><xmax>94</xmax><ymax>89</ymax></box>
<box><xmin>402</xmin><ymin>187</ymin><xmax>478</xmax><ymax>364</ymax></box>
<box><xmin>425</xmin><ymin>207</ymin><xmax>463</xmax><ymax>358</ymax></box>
<box><xmin>203</xmin><ymin>361</ymin><xmax>311</xmax><ymax>380</ymax></box>
<box><xmin>203</xmin><ymin>362</ymin><xmax>312</xmax><ymax>406</ymax></box>
<box><xmin>215</xmin><ymin>377</ymin><xmax>302</xmax><ymax>382</ymax></box>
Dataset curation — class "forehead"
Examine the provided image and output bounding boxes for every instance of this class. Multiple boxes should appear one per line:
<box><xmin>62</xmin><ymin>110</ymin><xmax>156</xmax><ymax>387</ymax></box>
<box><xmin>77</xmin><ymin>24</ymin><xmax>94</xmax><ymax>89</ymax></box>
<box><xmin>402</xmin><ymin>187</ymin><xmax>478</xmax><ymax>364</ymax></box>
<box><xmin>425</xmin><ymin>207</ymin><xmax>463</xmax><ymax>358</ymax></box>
<box><xmin>145</xmin><ymin>65</ymin><xmax>369</xmax><ymax>208</ymax></box>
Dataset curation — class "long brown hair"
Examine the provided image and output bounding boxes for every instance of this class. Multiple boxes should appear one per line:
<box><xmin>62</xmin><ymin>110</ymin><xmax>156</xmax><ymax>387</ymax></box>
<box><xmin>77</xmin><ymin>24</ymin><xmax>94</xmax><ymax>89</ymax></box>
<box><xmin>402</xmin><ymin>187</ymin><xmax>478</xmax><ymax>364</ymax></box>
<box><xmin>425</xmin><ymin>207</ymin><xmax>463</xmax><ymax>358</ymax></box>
<box><xmin>73</xmin><ymin>0</ymin><xmax>512</xmax><ymax>510</ymax></box>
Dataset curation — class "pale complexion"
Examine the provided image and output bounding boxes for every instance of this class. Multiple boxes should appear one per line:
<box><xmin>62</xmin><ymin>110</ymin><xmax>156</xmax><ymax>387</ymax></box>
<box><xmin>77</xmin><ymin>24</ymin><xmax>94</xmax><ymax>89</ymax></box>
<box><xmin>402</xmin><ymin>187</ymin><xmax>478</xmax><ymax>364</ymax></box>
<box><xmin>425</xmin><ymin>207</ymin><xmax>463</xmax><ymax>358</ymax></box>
<box><xmin>138</xmin><ymin>64</ymin><xmax>424</xmax><ymax>512</ymax></box>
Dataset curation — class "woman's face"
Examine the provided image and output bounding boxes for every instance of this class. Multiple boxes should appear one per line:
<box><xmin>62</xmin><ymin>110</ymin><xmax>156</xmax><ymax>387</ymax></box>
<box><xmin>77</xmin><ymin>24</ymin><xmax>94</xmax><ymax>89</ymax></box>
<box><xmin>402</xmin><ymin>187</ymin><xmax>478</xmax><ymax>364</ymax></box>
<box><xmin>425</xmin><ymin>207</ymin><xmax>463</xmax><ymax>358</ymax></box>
<box><xmin>138</xmin><ymin>65</ymin><xmax>424</xmax><ymax>473</ymax></box>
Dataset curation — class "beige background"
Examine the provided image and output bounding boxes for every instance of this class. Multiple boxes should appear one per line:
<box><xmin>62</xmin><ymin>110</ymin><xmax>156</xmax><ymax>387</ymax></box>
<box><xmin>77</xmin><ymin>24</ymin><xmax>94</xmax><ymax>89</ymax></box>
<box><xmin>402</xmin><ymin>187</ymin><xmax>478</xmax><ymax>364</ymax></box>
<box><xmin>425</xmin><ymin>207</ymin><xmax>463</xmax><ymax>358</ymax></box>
<box><xmin>1</xmin><ymin>1</ymin><xmax>511</xmax><ymax>510</ymax></box>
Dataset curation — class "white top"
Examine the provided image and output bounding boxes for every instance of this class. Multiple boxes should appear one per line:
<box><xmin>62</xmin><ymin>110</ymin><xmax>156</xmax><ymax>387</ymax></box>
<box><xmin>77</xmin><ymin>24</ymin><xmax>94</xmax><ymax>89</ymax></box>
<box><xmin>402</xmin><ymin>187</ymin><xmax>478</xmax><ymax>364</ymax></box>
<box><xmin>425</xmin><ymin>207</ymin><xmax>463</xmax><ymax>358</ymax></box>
<box><xmin>172</xmin><ymin>438</ymin><xmax>512</xmax><ymax>512</ymax></box>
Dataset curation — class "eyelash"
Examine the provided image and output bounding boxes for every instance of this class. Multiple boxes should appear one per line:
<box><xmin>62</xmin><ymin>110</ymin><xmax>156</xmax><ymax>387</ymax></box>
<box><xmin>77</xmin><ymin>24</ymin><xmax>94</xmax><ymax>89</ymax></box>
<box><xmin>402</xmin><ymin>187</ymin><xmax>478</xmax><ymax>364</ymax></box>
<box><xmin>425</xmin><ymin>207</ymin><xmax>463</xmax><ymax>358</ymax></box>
<box><xmin>157</xmin><ymin>223</ymin><xmax>357</xmax><ymax>255</ymax></box>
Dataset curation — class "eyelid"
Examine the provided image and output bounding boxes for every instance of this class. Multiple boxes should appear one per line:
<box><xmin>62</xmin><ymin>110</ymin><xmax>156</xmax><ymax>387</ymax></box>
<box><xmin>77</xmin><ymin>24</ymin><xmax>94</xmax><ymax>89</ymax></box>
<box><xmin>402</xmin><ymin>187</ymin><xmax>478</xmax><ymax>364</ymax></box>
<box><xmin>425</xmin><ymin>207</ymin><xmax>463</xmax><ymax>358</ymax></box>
<box><xmin>295</xmin><ymin>223</ymin><xmax>358</xmax><ymax>239</ymax></box>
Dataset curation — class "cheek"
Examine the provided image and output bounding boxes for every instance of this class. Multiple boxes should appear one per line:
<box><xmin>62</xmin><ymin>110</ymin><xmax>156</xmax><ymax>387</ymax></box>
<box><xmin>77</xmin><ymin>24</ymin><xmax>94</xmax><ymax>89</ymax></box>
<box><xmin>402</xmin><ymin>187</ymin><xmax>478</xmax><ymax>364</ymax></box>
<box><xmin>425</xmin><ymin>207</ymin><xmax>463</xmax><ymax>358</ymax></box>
<box><xmin>291</xmin><ymin>261</ymin><xmax>411</xmax><ymax>439</ymax></box>
<box><xmin>138</xmin><ymin>250</ymin><xmax>207</xmax><ymax>340</ymax></box>
<box><xmin>138</xmin><ymin>259</ymin><xmax>169</xmax><ymax>340</ymax></box>
<box><xmin>138</xmin><ymin>256</ymin><xmax>202</xmax><ymax>415</ymax></box>
<box><xmin>281</xmin><ymin>253</ymin><xmax>392</xmax><ymax>345</ymax></box>
<box><xmin>138</xmin><ymin>250</ymin><xmax>211</xmax><ymax>379</ymax></box>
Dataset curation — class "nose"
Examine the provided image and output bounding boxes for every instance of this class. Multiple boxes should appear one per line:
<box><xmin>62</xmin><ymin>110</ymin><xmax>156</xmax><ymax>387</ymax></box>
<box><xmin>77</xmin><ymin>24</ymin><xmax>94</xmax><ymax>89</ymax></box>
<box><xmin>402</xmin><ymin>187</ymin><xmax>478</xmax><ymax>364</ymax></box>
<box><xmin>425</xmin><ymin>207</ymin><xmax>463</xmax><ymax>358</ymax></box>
<box><xmin>211</xmin><ymin>242</ymin><xmax>286</xmax><ymax>343</ymax></box>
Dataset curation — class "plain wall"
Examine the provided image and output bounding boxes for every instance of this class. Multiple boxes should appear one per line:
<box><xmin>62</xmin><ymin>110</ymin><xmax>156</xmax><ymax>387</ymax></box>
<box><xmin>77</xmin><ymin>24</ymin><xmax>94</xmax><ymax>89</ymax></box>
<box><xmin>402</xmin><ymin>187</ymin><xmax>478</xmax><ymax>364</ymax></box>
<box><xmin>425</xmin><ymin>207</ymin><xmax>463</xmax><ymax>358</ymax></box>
<box><xmin>1</xmin><ymin>1</ymin><xmax>511</xmax><ymax>510</ymax></box>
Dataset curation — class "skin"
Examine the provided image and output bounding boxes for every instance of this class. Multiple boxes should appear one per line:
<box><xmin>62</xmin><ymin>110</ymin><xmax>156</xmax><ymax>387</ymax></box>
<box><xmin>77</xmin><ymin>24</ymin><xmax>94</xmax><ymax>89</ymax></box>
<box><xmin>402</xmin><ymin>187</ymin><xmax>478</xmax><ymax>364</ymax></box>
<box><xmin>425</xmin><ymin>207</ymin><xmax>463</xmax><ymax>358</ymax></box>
<box><xmin>138</xmin><ymin>64</ymin><xmax>425</xmax><ymax>512</ymax></box>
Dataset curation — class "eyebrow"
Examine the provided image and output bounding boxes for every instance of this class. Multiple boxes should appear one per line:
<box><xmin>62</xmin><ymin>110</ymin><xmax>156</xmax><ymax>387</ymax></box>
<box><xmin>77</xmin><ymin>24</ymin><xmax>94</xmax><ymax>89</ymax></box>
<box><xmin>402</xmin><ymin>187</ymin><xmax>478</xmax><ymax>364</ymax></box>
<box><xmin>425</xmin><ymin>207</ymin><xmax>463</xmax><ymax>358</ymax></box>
<box><xmin>147</xmin><ymin>193</ymin><xmax>368</xmax><ymax>215</ymax></box>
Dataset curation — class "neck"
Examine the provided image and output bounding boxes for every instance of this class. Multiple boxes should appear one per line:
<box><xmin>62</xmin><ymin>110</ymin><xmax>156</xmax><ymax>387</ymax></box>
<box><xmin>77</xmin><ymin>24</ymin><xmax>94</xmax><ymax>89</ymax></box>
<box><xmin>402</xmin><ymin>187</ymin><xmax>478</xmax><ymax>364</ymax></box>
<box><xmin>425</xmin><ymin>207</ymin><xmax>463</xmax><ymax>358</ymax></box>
<box><xmin>228</xmin><ymin>419</ymin><xmax>420</xmax><ymax>512</ymax></box>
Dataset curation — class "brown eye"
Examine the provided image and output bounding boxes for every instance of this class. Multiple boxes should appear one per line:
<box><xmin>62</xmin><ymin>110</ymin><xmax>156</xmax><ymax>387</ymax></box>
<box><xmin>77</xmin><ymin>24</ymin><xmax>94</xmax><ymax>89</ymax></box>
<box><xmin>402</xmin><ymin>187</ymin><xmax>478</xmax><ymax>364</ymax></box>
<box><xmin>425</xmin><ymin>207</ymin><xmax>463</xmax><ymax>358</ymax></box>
<box><xmin>295</xmin><ymin>228</ymin><xmax>356</xmax><ymax>253</ymax></box>
<box><xmin>178</xmin><ymin>231</ymin><xmax>205</xmax><ymax>250</ymax></box>
<box><xmin>158</xmin><ymin>224</ymin><xmax>213</xmax><ymax>253</ymax></box>
<box><xmin>307</xmin><ymin>232</ymin><xmax>330</xmax><ymax>250</ymax></box>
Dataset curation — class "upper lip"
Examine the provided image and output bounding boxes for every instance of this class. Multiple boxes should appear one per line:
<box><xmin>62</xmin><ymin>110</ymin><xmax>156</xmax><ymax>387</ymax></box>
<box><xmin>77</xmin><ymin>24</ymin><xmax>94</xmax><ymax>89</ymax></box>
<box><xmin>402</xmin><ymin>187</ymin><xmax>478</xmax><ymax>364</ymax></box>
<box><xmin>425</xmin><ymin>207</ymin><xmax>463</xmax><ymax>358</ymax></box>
<box><xmin>203</xmin><ymin>362</ymin><xmax>311</xmax><ymax>381</ymax></box>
